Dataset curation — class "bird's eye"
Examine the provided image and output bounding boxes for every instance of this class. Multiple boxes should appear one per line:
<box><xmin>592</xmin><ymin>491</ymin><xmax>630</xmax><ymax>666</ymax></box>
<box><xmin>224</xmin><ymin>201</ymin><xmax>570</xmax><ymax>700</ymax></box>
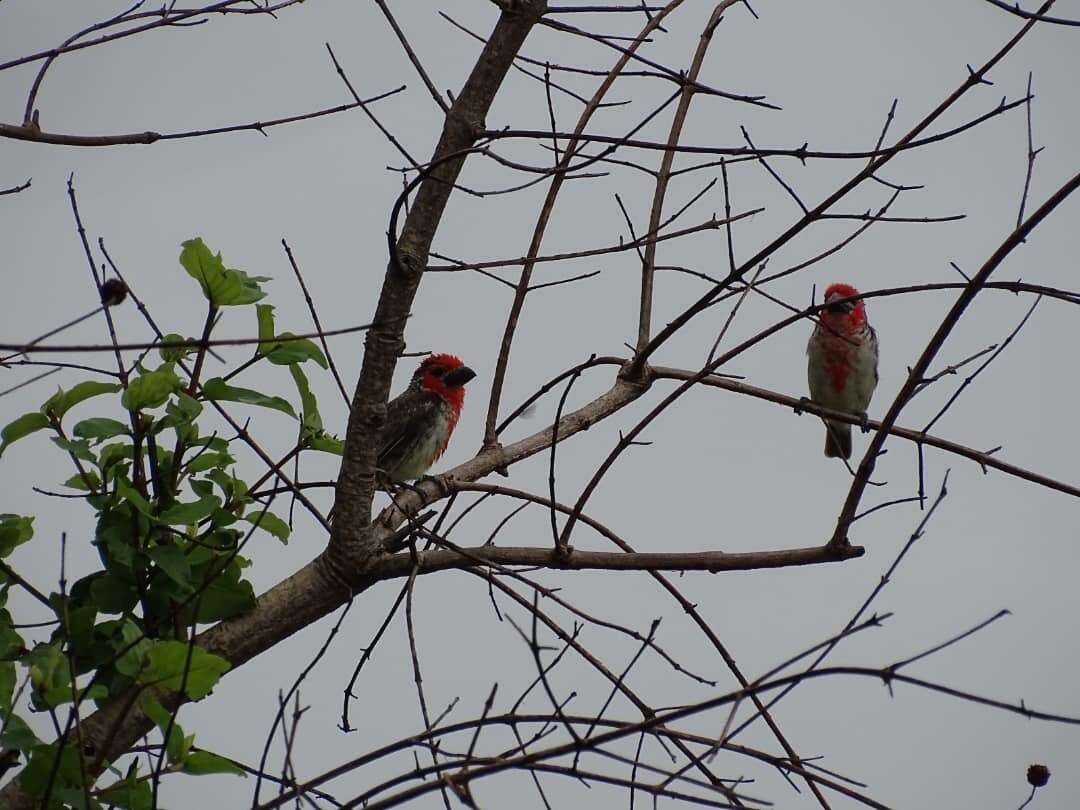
<box><xmin>430</xmin><ymin>366</ymin><xmax>445</xmax><ymax>378</ymax></box>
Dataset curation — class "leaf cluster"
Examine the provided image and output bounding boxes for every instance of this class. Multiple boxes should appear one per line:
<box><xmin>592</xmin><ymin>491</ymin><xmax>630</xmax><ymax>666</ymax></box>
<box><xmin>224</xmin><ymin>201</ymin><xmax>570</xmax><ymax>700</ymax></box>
<box><xmin>0</xmin><ymin>238</ymin><xmax>344</xmax><ymax>806</ymax></box>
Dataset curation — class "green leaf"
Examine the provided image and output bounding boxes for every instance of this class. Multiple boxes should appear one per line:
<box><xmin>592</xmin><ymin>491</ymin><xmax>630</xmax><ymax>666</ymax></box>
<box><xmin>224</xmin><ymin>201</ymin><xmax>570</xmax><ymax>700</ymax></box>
<box><xmin>89</xmin><ymin>574</ymin><xmax>139</xmax><ymax>614</ymax></box>
<box><xmin>73</xmin><ymin>417</ymin><xmax>128</xmax><ymax>442</ymax></box>
<box><xmin>0</xmin><ymin>624</ymin><xmax>24</xmax><ymax>660</ymax></box>
<box><xmin>189</xmin><ymin>435</ymin><xmax>228</xmax><ymax>452</ymax></box>
<box><xmin>307</xmin><ymin>433</ymin><xmax>344</xmax><ymax>455</ymax></box>
<box><xmin>0</xmin><ymin>661</ymin><xmax>14</xmax><ymax>713</ymax></box>
<box><xmin>256</xmin><ymin>304</ymin><xmax>327</xmax><ymax>366</ymax></box>
<box><xmin>159</xmin><ymin>332</ymin><xmax>194</xmax><ymax>363</ymax></box>
<box><xmin>267</xmin><ymin>335</ymin><xmax>327</xmax><ymax>368</ymax></box>
<box><xmin>189</xmin><ymin>479</ymin><xmax>214</xmax><ymax>500</ymax></box>
<box><xmin>115</xmin><ymin>478</ymin><xmax>153</xmax><ymax>517</ymax></box>
<box><xmin>0</xmin><ymin>712</ymin><xmax>40</xmax><ymax>750</ymax></box>
<box><xmin>201</xmin><ymin>378</ymin><xmax>296</xmax><ymax>418</ymax></box>
<box><xmin>63</xmin><ymin>471</ymin><xmax>102</xmax><ymax>492</ymax></box>
<box><xmin>138</xmin><ymin>641</ymin><xmax>230</xmax><ymax>699</ymax></box>
<box><xmin>148</xmin><ymin>545</ymin><xmax>192</xmax><ymax>589</ymax></box>
<box><xmin>205</xmin><ymin>469</ymin><xmax>248</xmax><ymax>504</ymax></box>
<box><xmin>171</xmin><ymin>391</ymin><xmax>203</xmax><ymax>422</ymax></box>
<box><xmin>98</xmin><ymin>770</ymin><xmax>152</xmax><ymax>810</ymax></box>
<box><xmin>183</xmin><ymin>750</ymin><xmax>247</xmax><ymax>776</ymax></box>
<box><xmin>255</xmin><ymin>304</ymin><xmax>276</xmax><ymax>356</ymax></box>
<box><xmin>27</xmin><ymin>642</ymin><xmax>64</xmax><ymax>683</ymax></box>
<box><xmin>196</xmin><ymin>579</ymin><xmax>255</xmax><ymax>623</ymax></box>
<box><xmin>289</xmin><ymin>364</ymin><xmax>322</xmax><ymax>433</ymax></box>
<box><xmin>157</xmin><ymin>391</ymin><xmax>203</xmax><ymax>438</ymax></box>
<box><xmin>0</xmin><ymin>514</ymin><xmax>34</xmax><ymax>558</ymax></box>
<box><xmin>209</xmin><ymin>508</ymin><xmax>238</xmax><ymax>529</ymax></box>
<box><xmin>122</xmin><ymin>365</ymin><xmax>181</xmax><ymax>411</ymax></box>
<box><xmin>42</xmin><ymin>381</ymin><xmax>121</xmax><ymax>420</ymax></box>
<box><xmin>27</xmin><ymin>643</ymin><xmax>70</xmax><ymax>709</ymax></box>
<box><xmin>193</xmin><ymin>560</ymin><xmax>255</xmax><ymax>623</ymax></box>
<box><xmin>142</xmin><ymin>696</ymin><xmax>189</xmax><ymax>765</ymax></box>
<box><xmin>184</xmin><ymin>452</ymin><xmax>233</xmax><ymax>475</ymax></box>
<box><xmin>51</xmin><ymin>435</ymin><xmax>96</xmax><ymax>463</ymax></box>
<box><xmin>158</xmin><ymin>495</ymin><xmax>221</xmax><ymax>526</ymax></box>
<box><xmin>114</xmin><ymin>620</ymin><xmax>153</xmax><ymax>679</ymax></box>
<box><xmin>42</xmin><ymin>682</ymin><xmax>107</xmax><ymax>708</ymax></box>
<box><xmin>192</xmin><ymin>530</ymin><xmax>240</xmax><ymax>559</ymax></box>
<box><xmin>244</xmin><ymin>510</ymin><xmax>290</xmax><ymax>544</ymax></box>
<box><xmin>20</xmin><ymin>743</ymin><xmax>84</xmax><ymax>797</ymax></box>
<box><xmin>57</xmin><ymin>602</ymin><xmax>96</xmax><ymax>659</ymax></box>
<box><xmin>94</xmin><ymin>507</ymin><xmax>140</xmax><ymax>570</ymax></box>
<box><xmin>0</xmin><ymin>412</ymin><xmax>50</xmax><ymax>458</ymax></box>
<box><xmin>180</xmin><ymin>238</ymin><xmax>269</xmax><ymax>307</ymax></box>
<box><xmin>97</xmin><ymin>441</ymin><xmax>133</xmax><ymax>473</ymax></box>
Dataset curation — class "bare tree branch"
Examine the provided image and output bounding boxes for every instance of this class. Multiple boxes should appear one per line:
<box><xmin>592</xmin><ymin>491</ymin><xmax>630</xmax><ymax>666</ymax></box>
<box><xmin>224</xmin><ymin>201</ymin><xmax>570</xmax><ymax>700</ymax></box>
<box><xmin>830</xmin><ymin>167</ymin><xmax>1080</xmax><ymax>546</ymax></box>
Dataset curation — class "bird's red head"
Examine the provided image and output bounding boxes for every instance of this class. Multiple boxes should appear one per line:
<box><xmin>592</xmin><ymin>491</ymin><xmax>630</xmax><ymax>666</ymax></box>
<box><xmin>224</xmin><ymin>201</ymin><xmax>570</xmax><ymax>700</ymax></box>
<box><xmin>821</xmin><ymin>282</ymin><xmax>868</xmax><ymax>334</ymax></box>
<box><xmin>414</xmin><ymin>354</ymin><xmax>476</xmax><ymax>413</ymax></box>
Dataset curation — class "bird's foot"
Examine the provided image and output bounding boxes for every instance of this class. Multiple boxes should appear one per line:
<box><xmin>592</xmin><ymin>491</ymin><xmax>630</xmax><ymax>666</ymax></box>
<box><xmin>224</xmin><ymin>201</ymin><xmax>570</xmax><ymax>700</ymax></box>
<box><xmin>389</xmin><ymin>475</ymin><xmax>447</xmax><ymax>501</ymax></box>
<box><xmin>393</xmin><ymin>479</ymin><xmax>431</xmax><ymax>500</ymax></box>
<box><xmin>794</xmin><ymin>396</ymin><xmax>812</xmax><ymax>416</ymax></box>
<box><xmin>859</xmin><ymin>411</ymin><xmax>871</xmax><ymax>433</ymax></box>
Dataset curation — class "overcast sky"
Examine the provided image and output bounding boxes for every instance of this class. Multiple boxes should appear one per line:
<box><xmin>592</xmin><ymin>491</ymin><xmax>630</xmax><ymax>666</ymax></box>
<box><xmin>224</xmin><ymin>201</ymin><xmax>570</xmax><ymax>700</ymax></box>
<box><xmin>2</xmin><ymin>1</ymin><xmax>1079</xmax><ymax>808</ymax></box>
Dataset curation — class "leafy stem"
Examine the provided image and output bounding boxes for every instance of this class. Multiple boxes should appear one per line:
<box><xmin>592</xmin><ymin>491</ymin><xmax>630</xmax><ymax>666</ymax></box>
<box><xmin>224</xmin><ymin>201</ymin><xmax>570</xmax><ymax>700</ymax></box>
<box><xmin>186</xmin><ymin>304</ymin><xmax>218</xmax><ymax>397</ymax></box>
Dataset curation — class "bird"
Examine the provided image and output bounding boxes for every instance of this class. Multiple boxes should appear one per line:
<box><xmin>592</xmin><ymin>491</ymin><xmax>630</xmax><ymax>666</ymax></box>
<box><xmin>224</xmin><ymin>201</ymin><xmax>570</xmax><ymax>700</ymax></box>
<box><xmin>806</xmin><ymin>283</ymin><xmax>879</xmax><ymax>459</ymax></box>
<box><xmin>377</xmin><ymin>353</ymin><xmax>476</xmax><ymax>483</ymax></box>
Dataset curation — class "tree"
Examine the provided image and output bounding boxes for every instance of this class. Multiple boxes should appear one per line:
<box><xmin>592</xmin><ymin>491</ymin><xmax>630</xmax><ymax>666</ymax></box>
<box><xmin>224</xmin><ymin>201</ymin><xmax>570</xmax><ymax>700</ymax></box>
<box><xmin>0</xmin><ymin>1</ymin><xmax>1076</xmax><ymax>807</ymax></box>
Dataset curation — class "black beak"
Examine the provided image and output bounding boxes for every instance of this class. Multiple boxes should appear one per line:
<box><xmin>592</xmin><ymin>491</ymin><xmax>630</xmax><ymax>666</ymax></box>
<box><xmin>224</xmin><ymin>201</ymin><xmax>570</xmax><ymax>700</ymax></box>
<box><xmin>826</xmin><ymin>300</ymin><xmax>853</xmax><ymax>314</ymax></box>
<box><xmin>443</xmin><ymin>366</ymin><xmax>476</xmax><ymax>387</ymax></box>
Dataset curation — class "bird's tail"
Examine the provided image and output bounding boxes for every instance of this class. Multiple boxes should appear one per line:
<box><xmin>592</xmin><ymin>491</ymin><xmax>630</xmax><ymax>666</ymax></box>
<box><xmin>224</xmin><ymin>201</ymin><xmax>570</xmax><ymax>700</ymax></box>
<box><xmin>824</xmin><ymin>421</ymin><xmax>852</xmax><ymax>459</ymax></box>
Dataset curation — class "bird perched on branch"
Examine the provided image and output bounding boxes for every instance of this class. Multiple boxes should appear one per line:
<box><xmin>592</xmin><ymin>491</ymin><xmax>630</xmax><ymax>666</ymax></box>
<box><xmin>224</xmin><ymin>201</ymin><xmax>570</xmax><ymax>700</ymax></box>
<box><xmin>807</xmin><ymin>283</ymin><xmax>879</xmax><ymax>459</ymax></box>
<box><xmin>377</xmin><ymin>353</ymin><xmax>476</xmax><ymax>482</ymax></box>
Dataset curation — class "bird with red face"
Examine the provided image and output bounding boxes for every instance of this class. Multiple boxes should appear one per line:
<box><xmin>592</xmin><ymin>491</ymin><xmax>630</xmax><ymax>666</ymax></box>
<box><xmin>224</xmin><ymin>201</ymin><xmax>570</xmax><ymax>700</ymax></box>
<box><xmin>806</xmin><ymin>283</ymin><xmax>879</xmax><ymax>459</ymax></box>
<box><xmin>377</xmin><ymin>353</ymin><xmax>476</xmax><ymax>483</ymax></box>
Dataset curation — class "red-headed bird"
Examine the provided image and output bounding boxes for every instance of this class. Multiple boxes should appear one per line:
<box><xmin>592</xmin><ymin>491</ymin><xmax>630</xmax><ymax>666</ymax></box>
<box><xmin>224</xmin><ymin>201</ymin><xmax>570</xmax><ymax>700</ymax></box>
<box><xmin>807</xmin><ymin>283</ymin><xmax>879</xmax><ymax>459</ymax></box>
<box><xmin>377</xmin><ymin>353</ymin><xmax>476</xmax><ymax>482</ymax></box>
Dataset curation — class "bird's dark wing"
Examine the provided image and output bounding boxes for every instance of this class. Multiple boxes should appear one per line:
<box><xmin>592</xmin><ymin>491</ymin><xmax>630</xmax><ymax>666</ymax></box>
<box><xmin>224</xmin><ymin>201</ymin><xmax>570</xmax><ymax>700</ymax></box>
<box><xmin>377</xmin><ymin>387</ymin><xmax>440</xmax><ymax>475</ymax></box>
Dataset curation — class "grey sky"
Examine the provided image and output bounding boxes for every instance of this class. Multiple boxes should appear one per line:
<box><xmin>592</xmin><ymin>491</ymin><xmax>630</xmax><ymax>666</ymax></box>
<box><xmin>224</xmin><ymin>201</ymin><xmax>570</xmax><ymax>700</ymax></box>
<box><xmin>2</xmin><ymin>1</ymin><xmax>1079</xmax><ymax>807</ymax></box>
